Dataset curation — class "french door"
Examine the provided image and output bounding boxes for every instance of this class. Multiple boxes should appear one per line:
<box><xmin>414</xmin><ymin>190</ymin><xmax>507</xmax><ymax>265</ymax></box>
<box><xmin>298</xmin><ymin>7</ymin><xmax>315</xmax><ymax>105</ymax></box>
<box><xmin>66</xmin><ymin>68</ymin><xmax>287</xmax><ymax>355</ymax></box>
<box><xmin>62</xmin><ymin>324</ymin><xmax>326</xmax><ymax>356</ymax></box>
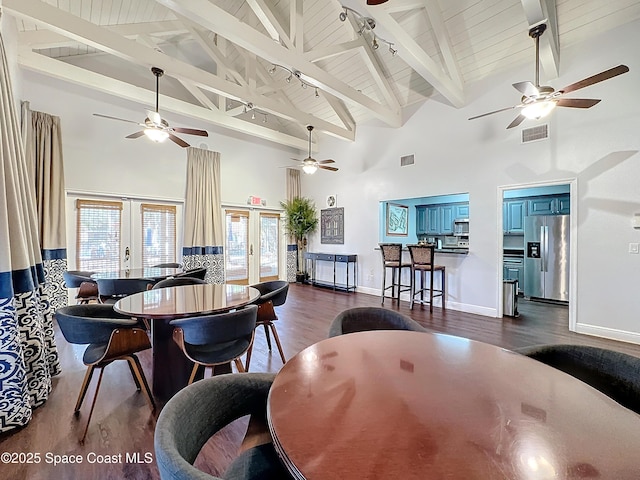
<box><xmin>67</xmin><ymin>194</ymin><xmax>182</xmax><ymax>271</ymax></box>
<box><xmin>225</xmin><ymin>208</ymin><xmax>282</xmax><ymax>285</ymax></box>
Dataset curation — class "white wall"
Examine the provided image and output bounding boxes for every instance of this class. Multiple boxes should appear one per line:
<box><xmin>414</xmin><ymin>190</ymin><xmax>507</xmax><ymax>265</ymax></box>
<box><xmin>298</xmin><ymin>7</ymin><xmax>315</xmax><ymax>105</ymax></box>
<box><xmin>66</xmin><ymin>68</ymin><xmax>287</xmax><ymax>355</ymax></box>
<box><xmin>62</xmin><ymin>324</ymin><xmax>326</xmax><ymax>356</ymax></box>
<box><xmin>303</xmin><ymin>19</ymin><xmax>640</xmax><ymax>343</ymax></box>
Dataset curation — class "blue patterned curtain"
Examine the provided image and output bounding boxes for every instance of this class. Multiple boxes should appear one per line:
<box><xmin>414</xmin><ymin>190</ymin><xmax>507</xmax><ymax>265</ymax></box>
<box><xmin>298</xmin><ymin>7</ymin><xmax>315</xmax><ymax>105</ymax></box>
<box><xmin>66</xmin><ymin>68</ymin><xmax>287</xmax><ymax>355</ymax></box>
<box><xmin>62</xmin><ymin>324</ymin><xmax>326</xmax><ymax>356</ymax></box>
<box><xmin>0</xmin><ymin>31</ymin><xmax>60</xmax><ymax>433</ymax></box>
<box><xmin>182</xmin><ymin>147</ymin><xmax>224</xmax><ymax>283</ymax></box>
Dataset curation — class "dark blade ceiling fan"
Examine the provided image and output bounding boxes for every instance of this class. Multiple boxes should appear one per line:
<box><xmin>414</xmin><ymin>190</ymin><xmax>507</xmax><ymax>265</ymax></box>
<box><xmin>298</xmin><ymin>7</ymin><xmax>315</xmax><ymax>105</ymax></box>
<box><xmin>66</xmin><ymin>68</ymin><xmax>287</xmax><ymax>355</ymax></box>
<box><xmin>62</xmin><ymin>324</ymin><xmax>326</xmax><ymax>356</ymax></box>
<box><xmin>290</xmin><ymin>126</ymin><xmax>339</xmax><ymax>174</ymax></box>
<box><xmin>93</xmin><ymin>67</ymin><xmax>208</xmax><ymax>147</ymax></box>
<box><xmin>468</xmin><ymin>23</ymin><xmax>629</xmax><ymax>129</ymax></box>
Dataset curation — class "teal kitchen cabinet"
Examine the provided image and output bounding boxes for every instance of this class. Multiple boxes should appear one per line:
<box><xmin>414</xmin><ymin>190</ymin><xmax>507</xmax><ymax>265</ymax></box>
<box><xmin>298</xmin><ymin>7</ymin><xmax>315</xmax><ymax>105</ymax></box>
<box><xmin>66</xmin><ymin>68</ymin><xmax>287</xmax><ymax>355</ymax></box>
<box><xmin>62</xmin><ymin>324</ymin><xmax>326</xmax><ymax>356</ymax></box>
<box><xmin>528</xmin><ymin>195</ymin><xmax>570</xmax><ymax>215</ymax></box>
<box><xmin>503</xmin><ymin>200</ymin><xmax>526</xmax><ymax>234</ymax></box>
<box><xmin>416</xmin><ymin>206</ymin><xmax>428</xmax><ymax>235</ymax></box>
<box><xmin>426</xmin><ymin>207</ymin><xmax>440</xmax><ymax>235</ymax></box>
<box><xmin>455</xmin><ymin>203</ymin><xmax>469</xmax><ymax>219</ymax></box>
<box><xmin>440</xmin><ymin>205</ymin><xmax>454</xmax><ymax>235</ymax></box>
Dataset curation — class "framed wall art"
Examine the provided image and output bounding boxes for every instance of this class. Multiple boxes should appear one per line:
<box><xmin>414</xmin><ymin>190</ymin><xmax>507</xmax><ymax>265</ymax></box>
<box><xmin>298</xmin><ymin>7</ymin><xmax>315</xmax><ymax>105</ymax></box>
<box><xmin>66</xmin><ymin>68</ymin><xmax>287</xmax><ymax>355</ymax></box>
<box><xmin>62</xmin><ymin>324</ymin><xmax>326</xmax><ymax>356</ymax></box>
<box><xmin>321</xmin><ymin>207</ymin><xmax>344</xmax><ymax>244</ymax></box>
<box><xmin>386</xmin><ymin>203</ymin><xmax>408</xmax><ymax>236</ymax></box>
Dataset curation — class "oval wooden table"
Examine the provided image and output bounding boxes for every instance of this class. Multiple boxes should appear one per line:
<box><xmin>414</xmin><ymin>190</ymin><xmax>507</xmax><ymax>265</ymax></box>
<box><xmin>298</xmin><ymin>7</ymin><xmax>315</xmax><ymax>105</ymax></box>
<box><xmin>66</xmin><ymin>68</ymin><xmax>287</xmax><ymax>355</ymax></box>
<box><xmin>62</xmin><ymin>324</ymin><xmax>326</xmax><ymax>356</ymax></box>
<box><xmin>115</xmin><ymin>284</ymin><xmax>260</xmax><ymax>401</ymax></box>
<box><xmin>268</xmin><ymin>330</ymin><xmax>640</xmax><ymax>479</ymax></box>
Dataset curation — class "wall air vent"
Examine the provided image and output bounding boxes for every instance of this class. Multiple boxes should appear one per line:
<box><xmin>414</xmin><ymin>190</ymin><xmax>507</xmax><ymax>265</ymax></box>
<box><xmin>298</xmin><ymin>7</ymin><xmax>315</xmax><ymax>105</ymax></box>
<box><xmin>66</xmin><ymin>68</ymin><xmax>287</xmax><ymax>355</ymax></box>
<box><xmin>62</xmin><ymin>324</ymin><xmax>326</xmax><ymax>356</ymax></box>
<box><xmin>400</xmin><ymin>154</ymin><xmax>415</xmax><ymax>166</ymax></box>
<box><xmin>521</xmin><ymin>124</ymin><xmax>549</xmax><ymax>143</ymax></box>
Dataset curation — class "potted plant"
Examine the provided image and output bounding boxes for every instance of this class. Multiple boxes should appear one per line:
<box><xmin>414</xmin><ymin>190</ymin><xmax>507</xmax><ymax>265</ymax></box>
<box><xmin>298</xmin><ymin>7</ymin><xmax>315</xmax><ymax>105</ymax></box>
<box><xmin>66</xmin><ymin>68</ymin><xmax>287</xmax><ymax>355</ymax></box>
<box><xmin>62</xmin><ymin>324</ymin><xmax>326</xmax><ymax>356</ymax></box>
<box><xmin>280</xmin><ymin>197</ymin><xmax>318</xmax><ymax>282</ymax></box>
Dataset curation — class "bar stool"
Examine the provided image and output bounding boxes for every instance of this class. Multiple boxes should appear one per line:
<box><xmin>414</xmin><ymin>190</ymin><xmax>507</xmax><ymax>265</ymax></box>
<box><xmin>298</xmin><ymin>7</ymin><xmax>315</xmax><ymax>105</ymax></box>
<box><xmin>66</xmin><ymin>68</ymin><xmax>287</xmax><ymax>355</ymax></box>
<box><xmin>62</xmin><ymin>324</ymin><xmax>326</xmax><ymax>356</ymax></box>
<box><xmin>379</xmin><ymin>243</ymin><xmax>411</xmax><ymax>305</ymax></box>
<box><xmin>407</xmin><ymin>244</ymin><xmax>446</xmax><ymax>312</ymax></box>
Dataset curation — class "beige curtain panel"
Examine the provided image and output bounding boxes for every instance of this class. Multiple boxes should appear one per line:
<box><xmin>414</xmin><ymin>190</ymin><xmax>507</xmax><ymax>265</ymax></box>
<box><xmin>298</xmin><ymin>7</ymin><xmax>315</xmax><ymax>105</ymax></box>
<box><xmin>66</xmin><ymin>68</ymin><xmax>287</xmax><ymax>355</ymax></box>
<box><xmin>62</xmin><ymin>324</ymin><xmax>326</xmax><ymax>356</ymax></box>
<box><xmin>286</xmin><ymin>167</ymin><xmax>301</xmax><ymax>201</ymax></box>
<box><xmin>183</xmin><ymin>147</ymin><xmax>223</xmax><ymax>249</ymax></box>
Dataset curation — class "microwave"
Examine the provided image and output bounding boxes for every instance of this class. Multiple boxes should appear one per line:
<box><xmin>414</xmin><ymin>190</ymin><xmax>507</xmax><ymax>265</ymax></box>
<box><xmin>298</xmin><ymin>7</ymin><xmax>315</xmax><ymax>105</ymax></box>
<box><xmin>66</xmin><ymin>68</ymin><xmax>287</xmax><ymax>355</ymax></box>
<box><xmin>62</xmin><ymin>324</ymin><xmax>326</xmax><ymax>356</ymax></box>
<box><xmin>453</xmin><ymin>219</ymin><xmax>469</xmax><ymax>236</ymax></box>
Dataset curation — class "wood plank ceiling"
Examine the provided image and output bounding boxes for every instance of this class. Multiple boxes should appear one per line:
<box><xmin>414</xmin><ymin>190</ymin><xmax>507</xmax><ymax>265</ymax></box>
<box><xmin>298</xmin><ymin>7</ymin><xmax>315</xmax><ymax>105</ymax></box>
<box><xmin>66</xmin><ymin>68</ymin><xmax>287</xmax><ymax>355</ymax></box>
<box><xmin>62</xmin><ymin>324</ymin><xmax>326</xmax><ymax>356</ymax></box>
<box><xmin>4</xmin><ymin>0</ymin><xmax>640</xmax><ymax>150</ymax></box>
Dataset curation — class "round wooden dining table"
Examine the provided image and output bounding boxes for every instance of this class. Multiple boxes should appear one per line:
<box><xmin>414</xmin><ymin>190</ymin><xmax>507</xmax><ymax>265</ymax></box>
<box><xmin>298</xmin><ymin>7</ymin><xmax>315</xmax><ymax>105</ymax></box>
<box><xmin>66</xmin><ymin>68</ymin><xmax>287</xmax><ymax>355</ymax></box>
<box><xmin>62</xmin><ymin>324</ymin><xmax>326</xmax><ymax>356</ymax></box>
<box><xmin>115</xmin><ymin>283</ymin><xmax>260</xmax><ymax>401</ymax></box>
<box><xmin>91</xmin><ymin>267</ymin><xmax>182</xmax><ymax>280</ymax></box>
<box><xmin>268</xmin><ymin>330</ymin><xmax>640</xmax><ymax>479</ymax></box>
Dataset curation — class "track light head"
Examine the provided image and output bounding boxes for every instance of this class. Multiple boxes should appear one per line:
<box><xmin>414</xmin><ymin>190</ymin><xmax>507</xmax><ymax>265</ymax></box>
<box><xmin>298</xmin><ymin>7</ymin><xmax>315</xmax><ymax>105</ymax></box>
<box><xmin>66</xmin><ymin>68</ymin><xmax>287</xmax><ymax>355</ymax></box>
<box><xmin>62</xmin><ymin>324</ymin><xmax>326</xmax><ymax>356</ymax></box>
<box><xmin>339</xmin><ymin>10</ymin><xmax>347</xmax><ymax>22</ymax></box>
<box><xmin>372</xmin><ymin>38</ymin><xmax>379</xmax><ymax>50</ymax></box>
<box><xmin>269</xmin><ymin>65</ymin><xmax>276</xmax><ymax>74</ymax></box>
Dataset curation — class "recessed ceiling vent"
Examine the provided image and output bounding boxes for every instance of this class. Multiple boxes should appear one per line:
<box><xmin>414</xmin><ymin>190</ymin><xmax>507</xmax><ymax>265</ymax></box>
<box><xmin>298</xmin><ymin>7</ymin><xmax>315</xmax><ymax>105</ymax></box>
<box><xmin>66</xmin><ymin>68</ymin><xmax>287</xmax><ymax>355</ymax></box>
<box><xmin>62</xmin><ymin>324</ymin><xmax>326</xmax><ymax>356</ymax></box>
<box><xmin>521</xmin><ymin>124</ymin><xmax>549</xmax><ymax>143</ymax></box>
<box><xmin>400</xmin><ymin>154</ymin><xmax>415</xmax><ymax>166</ymax></box>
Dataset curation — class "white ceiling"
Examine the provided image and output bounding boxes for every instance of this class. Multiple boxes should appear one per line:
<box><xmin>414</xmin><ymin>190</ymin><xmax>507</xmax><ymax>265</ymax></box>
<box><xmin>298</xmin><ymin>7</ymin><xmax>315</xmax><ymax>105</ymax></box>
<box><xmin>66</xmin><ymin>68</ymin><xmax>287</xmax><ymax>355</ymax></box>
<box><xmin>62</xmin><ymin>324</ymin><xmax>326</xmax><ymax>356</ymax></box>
<box><xmin>5</xmin><ymin>0</ymin><xmax>640</xmax><ymax>149</ymax></box>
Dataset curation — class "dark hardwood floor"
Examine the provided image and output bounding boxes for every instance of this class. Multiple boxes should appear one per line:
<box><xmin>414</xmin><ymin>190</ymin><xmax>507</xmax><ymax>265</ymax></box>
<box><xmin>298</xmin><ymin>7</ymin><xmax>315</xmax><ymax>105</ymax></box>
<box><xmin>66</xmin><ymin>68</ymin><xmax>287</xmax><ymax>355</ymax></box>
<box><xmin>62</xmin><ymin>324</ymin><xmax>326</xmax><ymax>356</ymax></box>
<box><xmin>2</xmin><ymin>284</ymin><xmax>639</xmax><ymax>479</ymax></box>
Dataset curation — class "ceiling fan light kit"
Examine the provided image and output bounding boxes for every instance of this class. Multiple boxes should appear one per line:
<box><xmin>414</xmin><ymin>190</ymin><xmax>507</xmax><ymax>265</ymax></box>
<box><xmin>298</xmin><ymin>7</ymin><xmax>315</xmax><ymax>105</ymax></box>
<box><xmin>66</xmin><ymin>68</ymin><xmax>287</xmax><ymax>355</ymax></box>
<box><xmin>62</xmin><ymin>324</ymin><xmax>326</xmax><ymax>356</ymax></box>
<box><xmin>468</xmin><ymin>23</ymin><xmax>629</xmax><ymax>129</ymax></box>
<box><xmin>144</xmin><ymin>128</ymin><xmax>169</xmax><ymax>143</ymax></box>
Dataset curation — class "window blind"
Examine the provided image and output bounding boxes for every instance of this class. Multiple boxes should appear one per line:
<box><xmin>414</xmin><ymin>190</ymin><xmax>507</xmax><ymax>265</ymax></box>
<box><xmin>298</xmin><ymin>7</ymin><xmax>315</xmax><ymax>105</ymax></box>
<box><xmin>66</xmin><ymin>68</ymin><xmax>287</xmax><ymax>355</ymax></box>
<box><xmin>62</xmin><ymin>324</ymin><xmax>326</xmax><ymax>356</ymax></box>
<box><xmin>76</xmin><ymin>199</ymin><xmax>122</xmax><ymax>272</ymax></box>
<box><xmin>141</xmin><ymin>203</ymin><xmax>177</xmax><ymax>267</ymax></box>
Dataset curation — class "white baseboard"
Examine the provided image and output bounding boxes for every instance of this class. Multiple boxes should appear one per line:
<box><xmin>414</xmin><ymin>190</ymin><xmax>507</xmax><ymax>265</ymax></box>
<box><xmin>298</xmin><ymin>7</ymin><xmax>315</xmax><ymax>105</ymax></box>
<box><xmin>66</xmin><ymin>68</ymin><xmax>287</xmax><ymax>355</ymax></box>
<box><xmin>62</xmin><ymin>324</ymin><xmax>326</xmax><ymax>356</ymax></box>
<box><xmin>355</xmin><ymin>286</ymin><xmax>498</xmax><ymax>318</ymax></box>
<box><xmin>575</xmin><ymin>323</ymin><xmax>640</xmax><ymax>346</ymax></box>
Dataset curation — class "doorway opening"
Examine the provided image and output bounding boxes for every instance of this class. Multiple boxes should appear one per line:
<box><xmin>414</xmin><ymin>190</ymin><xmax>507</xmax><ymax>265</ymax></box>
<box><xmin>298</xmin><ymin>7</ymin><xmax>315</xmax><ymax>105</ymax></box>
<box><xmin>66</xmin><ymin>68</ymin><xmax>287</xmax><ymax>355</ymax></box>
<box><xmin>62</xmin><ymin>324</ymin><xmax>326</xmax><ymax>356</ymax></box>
<box><xmin>498</xmin><ymin>179</ymin><xmax>577</xmax><ymax>332</ymax></box>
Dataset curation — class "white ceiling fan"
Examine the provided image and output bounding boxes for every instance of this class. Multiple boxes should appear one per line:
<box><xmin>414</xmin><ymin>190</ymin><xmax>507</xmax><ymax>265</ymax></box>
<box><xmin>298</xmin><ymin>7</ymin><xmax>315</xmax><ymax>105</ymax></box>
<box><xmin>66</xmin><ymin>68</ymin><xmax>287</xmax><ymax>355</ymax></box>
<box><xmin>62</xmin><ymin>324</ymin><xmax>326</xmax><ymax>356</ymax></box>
<box><xmin>93</xmin><ymin>67</ymin><xmax>208</xmax><ymax>147</ymax></box>
<box><xmin>290</xmin><ymin>126</ymin><xmax>339</xmax><ymax>175</ymax></box>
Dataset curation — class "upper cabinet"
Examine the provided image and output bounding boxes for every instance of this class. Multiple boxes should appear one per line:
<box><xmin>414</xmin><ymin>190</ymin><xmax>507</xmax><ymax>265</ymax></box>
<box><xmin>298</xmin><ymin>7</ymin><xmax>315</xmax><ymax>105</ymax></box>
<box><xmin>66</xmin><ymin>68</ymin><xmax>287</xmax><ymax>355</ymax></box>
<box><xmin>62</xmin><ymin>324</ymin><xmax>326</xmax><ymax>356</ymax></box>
<box><xmin>418</xmin><ymin>202</ymin><xmax>468</xmax><ymax>235</ymax></box>
<box><xmin>503</xmin><ymin>200</ymin><xmax>526</xmax><ymax>234</ymax></box>
<box><xmin>528</xmin><ymin>194</ymin><xmax>570</xmax><ymax>216</ymax></box>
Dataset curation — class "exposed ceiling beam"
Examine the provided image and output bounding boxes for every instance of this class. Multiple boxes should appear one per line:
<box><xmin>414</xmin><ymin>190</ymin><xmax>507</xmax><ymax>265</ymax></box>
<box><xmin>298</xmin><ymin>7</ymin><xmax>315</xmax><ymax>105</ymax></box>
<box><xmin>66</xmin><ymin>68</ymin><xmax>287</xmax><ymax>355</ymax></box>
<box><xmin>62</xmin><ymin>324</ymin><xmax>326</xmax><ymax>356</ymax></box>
<box><xmin>155</xmin><ymin>0</ymin><xmax>401</xmax><ymax>127</ymax></box>
<box><xmin>18</xmin><ymin>50</ymin><xmax>309</xmax><ymax>149</ymax></box>
<box><xmin>18</xmin><ymin>20</ymin><xmax>188</xmax><ymax>49</ymax></box>
<box><xmin>304</xmin><ymin>39</ymin><xmax>361</xmax><ymax>63</ymax></box>
<box><xmin>246</xmin><ymin>0</ymin><xmax>294</xmax><ymax>49</ymax></box>
<box><xmin>332</xmin><ymin>0</ymin><xmax>400</xmax><ymax>113</ymax></box>
<box><xmin>422</xmin><ymin>0</ymin><xmax>463</xmax><ymax>91</ymax></box>
<box><xmin>520</xmin><ymin>0</ymin><xmax>559</xmax><ymax>80</ymax></box>
<box><xmin>360</xmin><ymin>0</ymin><xmax>465</xmax><ymax>107</ymax></box>
<box><xmin>4</xmin><ymin>0</ymin><xmax>353</xmax><ymax>141</ymax></box>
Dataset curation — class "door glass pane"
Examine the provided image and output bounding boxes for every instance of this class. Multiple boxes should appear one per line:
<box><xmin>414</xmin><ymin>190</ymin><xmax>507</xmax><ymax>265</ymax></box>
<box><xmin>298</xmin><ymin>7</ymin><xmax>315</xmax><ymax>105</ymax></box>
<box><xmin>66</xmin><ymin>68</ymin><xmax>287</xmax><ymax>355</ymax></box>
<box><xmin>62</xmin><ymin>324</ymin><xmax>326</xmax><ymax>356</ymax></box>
<box><xmin>141</xmin><ymin>204</ymin><xmax>177</xmax><ymax>267</ymax></box>
<box><xmin>76</xmin><ymin>199</ymin><xmax>122</xmax><ymax>272</ymax></box>
<box><xmin>260</xmin><ymin>214</ymin><xmax>280</xmax><ymax>281</ymax></box>
<box><xmin>225</xmin><ymin>210</ymin><xmax>249</xmax><ymax>284</ymax></box>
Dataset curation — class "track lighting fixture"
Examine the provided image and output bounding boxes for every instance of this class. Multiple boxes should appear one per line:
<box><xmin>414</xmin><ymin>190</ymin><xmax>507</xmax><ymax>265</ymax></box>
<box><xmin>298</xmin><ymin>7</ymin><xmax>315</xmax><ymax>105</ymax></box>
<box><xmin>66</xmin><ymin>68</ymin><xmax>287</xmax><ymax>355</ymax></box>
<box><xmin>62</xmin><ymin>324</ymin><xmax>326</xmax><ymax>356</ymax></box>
<box><xmin>268</xmin><ymin>64</ymin><xmax>320</xmax><ymax>97</ymax></box>
<box><xmin>339</xmin><ymin>6</ymin><xmax>397</xmax><ymax>55</ymax></box>
<box><xmin>238</xmin><ymin>101</ymin><xmax>268</xmax><ymax>124</ymax></box>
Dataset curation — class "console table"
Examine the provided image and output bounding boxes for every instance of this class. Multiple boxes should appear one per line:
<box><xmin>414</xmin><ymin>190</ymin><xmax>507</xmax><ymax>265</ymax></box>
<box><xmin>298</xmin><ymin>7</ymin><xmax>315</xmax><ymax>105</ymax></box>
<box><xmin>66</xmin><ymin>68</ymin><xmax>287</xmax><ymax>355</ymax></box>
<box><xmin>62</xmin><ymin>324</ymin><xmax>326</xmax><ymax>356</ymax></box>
<box><xmin>304</xmin><ymin>253</ymin><xmax>357</xmax><ymax>292</ymax></box>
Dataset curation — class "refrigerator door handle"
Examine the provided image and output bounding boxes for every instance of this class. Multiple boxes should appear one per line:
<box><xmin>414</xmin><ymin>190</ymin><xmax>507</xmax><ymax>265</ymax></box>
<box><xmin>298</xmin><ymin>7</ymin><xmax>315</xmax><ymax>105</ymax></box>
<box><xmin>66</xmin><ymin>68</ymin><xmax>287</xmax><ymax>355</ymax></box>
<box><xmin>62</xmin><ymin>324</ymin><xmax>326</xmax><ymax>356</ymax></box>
<box><xmin>540</xmin><ymin>226</ymin><xmax>545</xmax><ymax>271</ymax></box>
<box><xmin>543</xmin><ymin>225</ymin><xmax>549</xmax><ymax>273</ymax></box>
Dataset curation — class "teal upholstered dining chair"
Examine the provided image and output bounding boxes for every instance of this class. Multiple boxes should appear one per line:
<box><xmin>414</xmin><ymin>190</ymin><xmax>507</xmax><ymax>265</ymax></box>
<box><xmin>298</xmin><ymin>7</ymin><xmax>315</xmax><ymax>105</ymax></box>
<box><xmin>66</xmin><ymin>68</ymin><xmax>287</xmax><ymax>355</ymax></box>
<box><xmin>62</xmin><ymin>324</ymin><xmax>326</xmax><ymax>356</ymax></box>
<box><xmin>516</xmin><ymin>344</ymin><xmax>640</xmax><ymax>414</ymax></box>
<box><xmin>54</xmin><ymin>304</ymin><xmax>155</xmax><ymax>443</ymax></box>
<box><xmin>328</xmin><ymin>306</ymin><xmax>427</xmax><ymax>337</ymax></box>
<box><xmin>170</xmin><ymin>304</ymin><xmax>258</xmax><ymax>385</ymax></box>
<box><xmin>154</xmin><ymin>372</ymin><xmax>291</xmax><ymax>480</ymax></box>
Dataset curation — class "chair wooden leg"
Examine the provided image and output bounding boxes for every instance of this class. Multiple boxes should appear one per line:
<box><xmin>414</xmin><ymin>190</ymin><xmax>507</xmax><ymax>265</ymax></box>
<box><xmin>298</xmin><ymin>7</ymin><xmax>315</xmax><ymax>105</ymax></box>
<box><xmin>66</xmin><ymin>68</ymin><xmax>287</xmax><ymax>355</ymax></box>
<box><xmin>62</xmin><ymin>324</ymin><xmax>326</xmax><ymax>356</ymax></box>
<box><xmin>381</xmin><ymin>267</ymin><xmax>386</xmax><ymax>305</ymax></box>
<box><xmin>79</xmin><ymin>367</ymin><xmax>105</xmax><ymax>444</ymax></box>
<box><xmin>269</xmin><ymin>322</ymin><xmax>286</xmax><ymax>364</ymax></box>
<box><xmin>441</xmin><ymin>269</ymin><xmax>446</xmax><ymax>310</ymax></box>
<box><xmin>127</xmin><ymin>356</ymin><xmax>155</xmax><ymax>411</ymax></box>
<box><xmin>74</xmin><ymin>365</ymin><xmax>96</xmax><ymax>414</ymax></box>
<box><xmin>126</xmin><ymin>358</ymin><xmax>142</xmax><ymax>391</ymax></box>
<box><xmin>263</xmin><ymin>323</ymin><xmax>272</xmax><ymax>351</ymax></box>
<box><xmin>234</xmin><ymin>358</ymin><xmax>245</xmax><ymax>373</ymax></box>
<box><xmin>187</xmin><ymin>363</ymin><xmax>200</xmax><ymax>386</ymax></box>
<box><xmin>410</xmin><ymin>268</ymin><xmax>415</xmax><ymax>310</ymax></box>
<box><xmin>429</xmin><ymin>269</ymin><xmax>435</xmax><ymax>313</ymax></box>
<box><xmin>244</xmin><ymin>343</ymin><xmax>253</xmax><ymax>372</ymax></box>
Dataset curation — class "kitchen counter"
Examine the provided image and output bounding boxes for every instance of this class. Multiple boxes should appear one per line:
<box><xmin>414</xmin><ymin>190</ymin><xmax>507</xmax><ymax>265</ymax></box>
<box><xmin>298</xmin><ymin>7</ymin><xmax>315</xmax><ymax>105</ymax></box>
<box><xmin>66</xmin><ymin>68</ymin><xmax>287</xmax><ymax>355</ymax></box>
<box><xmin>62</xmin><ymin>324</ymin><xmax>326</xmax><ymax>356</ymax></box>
<box><xmin>375</xmin><ymin>247</ymin><xmax>469</xmax><ymax>255</ymax></box>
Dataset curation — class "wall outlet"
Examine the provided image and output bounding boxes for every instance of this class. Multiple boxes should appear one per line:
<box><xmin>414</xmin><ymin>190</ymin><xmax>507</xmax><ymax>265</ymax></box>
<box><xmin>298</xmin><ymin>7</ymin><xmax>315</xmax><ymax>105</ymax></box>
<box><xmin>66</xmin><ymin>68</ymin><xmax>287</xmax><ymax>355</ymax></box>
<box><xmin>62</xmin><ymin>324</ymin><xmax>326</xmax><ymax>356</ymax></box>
<box><xmin>629</xmin><ymin>243</ymin><xmax>639</xmax><ymax>254</ymax></box>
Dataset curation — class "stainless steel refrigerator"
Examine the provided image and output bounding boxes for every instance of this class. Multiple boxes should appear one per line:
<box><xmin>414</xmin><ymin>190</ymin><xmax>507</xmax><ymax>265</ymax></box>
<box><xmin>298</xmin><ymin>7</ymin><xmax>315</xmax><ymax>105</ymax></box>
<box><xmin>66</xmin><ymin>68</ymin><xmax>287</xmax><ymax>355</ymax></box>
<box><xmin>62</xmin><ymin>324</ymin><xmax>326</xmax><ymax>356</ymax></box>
<box><xmin>524</xmin><ymin>215</ymin><xmax>570</xmax><ymax>302</ymax></box>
